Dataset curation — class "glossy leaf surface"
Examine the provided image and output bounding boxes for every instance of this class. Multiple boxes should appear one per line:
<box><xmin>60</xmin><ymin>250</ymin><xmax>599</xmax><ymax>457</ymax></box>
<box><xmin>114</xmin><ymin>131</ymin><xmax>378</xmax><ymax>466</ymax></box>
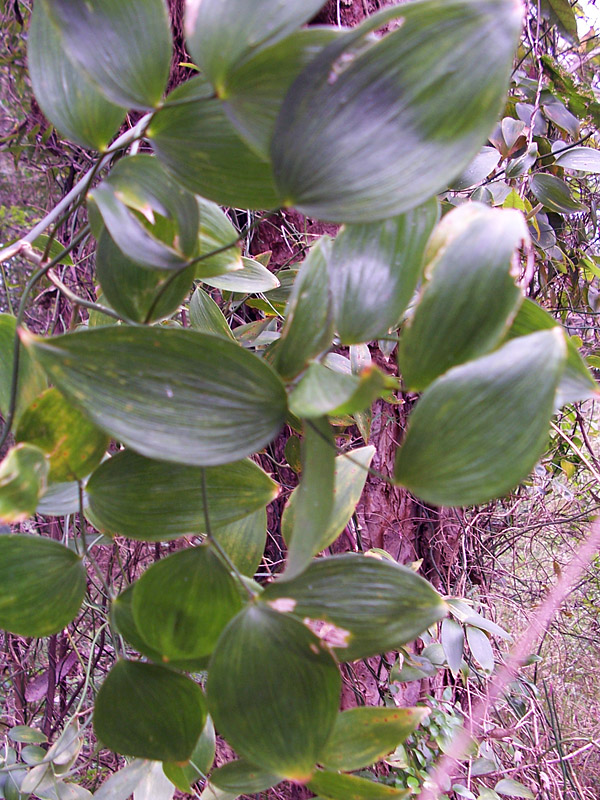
<box><xmin>271</xmin><ymin>239</ymin><xmax>333</xmax><ymax>380</ymax></box>
<box><xmin>307</xmin><ymin>770</ymin><xmax>409</xmax><ymax>800</ymax></box>
<box><xmin>289</xmin><ymin>363</ymin><xmax>389</xmax><ymax>419</ymax></box>
<box><xmin>399</xmin><ymin>205</ymin><xmax>527</xmax><ymax>390</ymax></box>
<box><xmin>320</xmin><ymin>707</ymin><xmax>429</xmax><ymax>771</ymax></box>
<box><xmin>206</xmin><ymin>604</ymin><xmax>340</xmax><ymax>780</ymax></box>
<box><xmin>466</xmin><ymin>625</ymin><xmax>495</xmax><ymax>672</ymax></box>
<box><xmin>0</xmin><ymin>315</ymin><xmax>47</xmax><ymax>424</ymax></box>
<box><xmin>202</xmin><ymin>258</ymin><xmax>280</xmax><ymax>294</ymax></box>
<box><xmin>272</xmin><ymin>0</ymin><xmax>522</xmax><ymax>222</ymax></box>
<box><xmin>263</xmin><ymin>554</ymin><xmax>447</xmax><ymax>661</ymax></box>
<box><xmin>149</xmin><ymin>78</ymin><xmax>280</xmax><ymax>209</ymax></box>
<box><xmin>185</xmin><ymin>0</ymin><xmax>327</xmax><ymax>90</ymax></box>
<box><xmin>554</xmin><ymin>146</ymin><xmax>600</xmax><ymax>173</ymax></box>
<box><xmin>28</xmin><ymin>2</ymin><xmax>125</xmax><ymax>150</ymax></box>
<box><xmin>196</xmin><ymin>198</ymin><xmax>243</xmax><ymax>279</ymax></box>
<box><xmin>132</xmin><ymin>545</ymin><xmax>242</xmax><ymax>661</ymax></box>
<box><xmin>212</xmin><ymin>508</ymin><xmax>267</xmax><ymax>577</ymax></box>
<box><xmin>89</xmin><ymin>155</ymin><xmax>199</xmax><ymax>271</ymax></box>
<box><xmin>530</xmin><ymin>173</ymin><xmax>585</xmax><ymax>214</ymax></box>
<box><xmin>41</xmin><ymin>0</ymin><xmax>171</xmax><ymax>109</ymax></box>
<box><xmin>163</xmin><ymin>716</ymin><xmax>216</xmax><ymax>792</ymax></box>
<box><xmin>86</xmin><ymin>450</ymin><xmax>278</xmax><ymax>540</ymax></box>
<box><xmin>16</xmin><ymin>388</ymin><xmax>108</xmax><ymax>483</ymax></box>
<box><xmin>329</xmin><ymin>200</ymin><xmax>438</xmax><ymax>344</ymax></box>
<box><xmin>96</xmin><ymin>230</ymin><xmax>195</xmax><ymax>323</ymax></box>
<box><xmin>395</xmin><ymin>331</ymin><xmax>567</xmax><ymax>506</ymax></box>
<box><xmin>0</xmin><ymin>534</ymin><xmax>86</xmax><ymax>637</ymax></box>
<box><xmin>94</xmin><ymin>661</ymin><xmax>206</xmax><ymax>761</ymax></box>
<box><xmin>209</xmin><ymin>760</ymin><xmax>280</xmax><ymax>795</ymax></box>
<box><xmin>23</xmin><ymin>327</ymin><xmax>288</xmax><ymax>467</ymax></box>
<box><xmin>282</xmin><ymin>446</ymin><xmax>375</xmax><ymax>556</ymax></box>
<box><xmin>284</xmin><ymin>418</ymin><xmax>335</xmax><ymax>579</ymax></box>
<box><xmin>0</xmin><ymin>444</ymin><xmax>48</xmax><ymax>524</ymax></box>
<box><xmin>189</xmin><ymin>288</ymin><xmax>236</xmax><ymax>340</ymax></box>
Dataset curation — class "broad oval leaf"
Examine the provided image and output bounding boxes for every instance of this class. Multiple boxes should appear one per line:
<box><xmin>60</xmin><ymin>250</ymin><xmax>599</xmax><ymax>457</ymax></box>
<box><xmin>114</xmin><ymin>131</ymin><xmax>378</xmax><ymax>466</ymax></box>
<box><xmin>41</xmin><ymin>0</ymin><xmax>172</xmax><ymax>109</ymax></box>
<box><xmin>0</xmin><ymin>314</ymin><xmax>47</xmax><ymax>424</ymax></box>
<box><xmin>282</xmin><ymin>446</ymin><xmax>375</xmax><ymax>556</ymax></box>
<box><xmin>272</xmin><ymin>0</ymin><xmax>522</xmax><ymax>222</ymax></box>
<box><xmin>185</xmin><ymin>0</ymin><xmax>328</xmax><ymax>91</ymax></box>
<box><xmin>494</xmin><ymin>779</ymin><xmax>534</xmax><ymax>799</ymax></box>
<box><xmin>96</xmin><ymin>230</ymin><xmax>196</xmax><ymax>323</ymax></box>
<box><xmin>212</xmin><ymin>508</ymin><xmax>268</xmax><ymax>577</ymax></box>
<box><xmin>89</xmin><ymin>155</ymin><xmax>200</xmax><ymax>270</ymax></box>
<box><xmin>110</xmin><ymin>584</ymin><xmax>209</xmax><ymax>671</ymax></box>
<box><xmin>398</xmin><ymin>204</ymin><xmax>528</xmax><ymax>391</ymax></box>
<box><xmin>16</xmin><ymin>388</ymin><xmax>108</xmax><ymax>483</ymax></box>
<box><xmin>37</xmin><ymin>481</ymin><xmax>82</xmax><ymax>517</ymax></box>
<box><xmin>86</xmin><ymin>450</ymin><xmax>278</xmax><ymax>540</ymax></box>
<box><xmin>449</xmin><ymin>147</ymin><xmax>501</xmax><ymax>191</ymax></box>
<box><xmin>466</xmin><ymin>626</ymin><xmax>495</xmax><ymax>673</ymax></box>
<box><xmin>28</xmin><ymin>2</ymin><xmax>125</xmax><ymax>150</ymax></box>
<box><xmin>271</xmin><ymin>238</ymin><xmax>334</xmax><ymax>380</ymax></box>
<box><xmin>504</xmin><ymin>298</ymin><xmax>598</xmax><ymax>406</ymax></box>
<box><xmin>21</xmin><ymin>326</ymin><xmax>288</xmax><ymax>467</ymax></box>
<box><xmin>206</xmin><ymin>604</ymin><xmax>340</xmax><ymax>780</ymax></box>
<box><xmin>307</xmin><ymin>770</ymin><xmax>409</xmax><ymax>800</ymax></box>
<box><xmin>329</xmin><ymin>200</ymin><xmax>439</xmax><ymax>344</ymax></box>
<box><xmin>209</xmin><ymin>760</ymin><xmax>280</xmax><ymax>795</ymax></box>
<box><xmin>196</xmin><ymin>198</ymin><xmax>243</xmax><ymax>280</ymax></box>
<box><xmin>220</xmin><ymin>28</ymin><xmax>340</xmax><ymax>158</ymax></box>
<box><xmin>289</xmin><ymin>363</ymin><xmax>390</xmax><ymax>419</ymax></box>
<box><xmin>530</xmin><ymin>173</ymin><xmax>585</xmax><ymax>214</ymax></box>
<box><xmin>163</xmin><ymin>716</ymin><xmax>216</xmax><ymax>793</ymax></box>
<box><xmin>202</xmin><ymin>258</ymin><xmax>280</xmax><ymax>294</ymax></box>
<box><xmin>320</xmin><ymin>707</ymin><xmax>429</xmax><ymax>772</ymax></box>
<box><xmin>394</xmin><ymin>330</ymin><xmax>567</xmax><ymax>506</ymax></box>
<box><xmin>189</xmin><ymin>288</ymin><xmax>236</xmax><ymax>340</ymax></box>
<box><xmin>0</xmin><ymin>534</ymin><xmax>86</xmax><ymax>637</ymax></box>
<box><xmin>262</xmin><ymin>554</ymin><xmax>447</xmax><ymax>661</ymax></box>
<box><xmin>441</xmin><ymin>618</ymin><xmax>464</xmax><ymax>674</ymax></box>
<box><xmin>94</xmin><ymin>660</ymin><xmax>206</xmax><ymax>761</ymax></box>
<box><xmin>0</xmin><ymin>444</ymin><xmax>49</xmax><ymax>524</ymax></box>
<box><xmin>132</xmin><ymin>544</ymin><xmax>243</xmax><ymax>662</ymax></box>
<box><xmin>149</xmin><ymin>78</ymin><xmax>281</xmax><ymax>209</ymax></box>
<box><xmin>554</xmin><ymin>146</ymin><xmax>600</xmax><ymax>173</ymax></box>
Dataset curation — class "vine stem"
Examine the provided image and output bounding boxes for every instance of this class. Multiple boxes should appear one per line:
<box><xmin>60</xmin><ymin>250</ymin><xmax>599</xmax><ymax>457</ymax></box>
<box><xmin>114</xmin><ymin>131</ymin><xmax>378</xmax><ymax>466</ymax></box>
<box><xmin>200</xmin><ymin>468</ymin><xmax>256</xmax><ymax>599</ymax></box>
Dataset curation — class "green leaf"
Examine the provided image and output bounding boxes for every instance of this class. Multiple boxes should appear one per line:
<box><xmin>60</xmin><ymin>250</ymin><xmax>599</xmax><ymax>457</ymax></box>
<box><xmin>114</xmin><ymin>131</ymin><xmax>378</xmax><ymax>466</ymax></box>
<box><xmin>399</xmin><ymin>204</ymin><xmax>527</xmax><ymax>391</ymax></box>
<box><xmin>394</xmin><ymin>330</ymin><xmax>567</xmax><ymax>506</ymax></box>
<box><xmin>0</xmin><ymin>534</ymin><xmax>86</xmax><ymax>637</ymax></box>
<box><xmin>554</xmin><ymin>146</ymin><xmax>600</xmax><ymax>173</ymax></box>
<box><xmin>209</xmin><ymin>760</ymin><xmax>280</xmax><ymax>795</ymax></box>
<box><xmin>441</xmin><ymin>618</ymin><xmax>464</xmax><ymax>674</ymax></box>
<box><xmin>329</xmin><ymin>200</ymin><xmax>439</xmax><ymax>344</ymax></box>
<box><xmin>466</xmin><ymin>626</ymin><xmax>495</xmax><ymax>673</ymax></box>
<box><xmin>37</xmin><ymin>481</ymin><xmax>82</xmax><ymax>517</ymax></box>
<box><xmin>86</xmin><ymin>450</ymin><xmax>278</xmax><ymax>540</ymax></box>
<box><xmin>202</xmin><ymin>258</ymin><xmax>280</xmax><ymax>294</ymax></box>
<box><xmin>89</xmin><ymin>155</ymin><xmax>200</xmax><ymax>270</ymax></box>
<box><xmin>541</xmin><ymin>0</ymin><xmax>578</xmax><ymax>42</ymax></box>
<box><xmin>185</xmin><ymin>0</ymin><xmax>328</xmax><ymax>91</ymax></box>
<box><xmin>307</xmin><ymin>770</ymin><xmax>409</xmax><ymax>800</ymax></box>
<box><xmin>28</xmin><ymin>2</ymin><xmax>125</xmax><ymax>150</ymax></box>
<box><xmin>94</xmin><ymin>660</ymin><xmax>206</xmax><ymax>761</ymax></box>
<box><xmin>163</xmin><ymin>716</ymin><xmax>216</xmax><ymax>792</ymax></box>
<box><xmin>271</xmin><ymin>239</ymin><xmax>334</xmax><ymax>380</ymax></box>
<box><xmin>189</xmin><ymin>288</ymin><xmax>236</xmax><ymax>340</ymax></box>
<box><xmin>220</xmin><ymin>28</ymin><xmax>341</xmax><ymax>158</ymax></box>
<box><xmin>289</xmin><ymin>363</ymin><xmax>389</xmax><ymax>419</ymax></box>
<box><xmin>212</xmin><ymin>508</ymin><xmax>267</xmax><ymax>577</ymax></box>
<box><xmin>110</xmin><ymin>584</ymin><xmax>208</xmax><ymax>671</ymax></box>
<box><xmin>320</xmin><ymin>707</ymin><xmax>429</xmax><ymax>772</ymax></box>
<box><xmin>149</xmin><ymin>78</ymin><xmax>281</xmax><ymax>209</ymax></box>
<box><xmin>504</xmin><ymin>299</ymin><xmax>598</xmax><ymax>406</ymax></box>
<box><xmin>0</xmin><ymin>444</ymin><xmax>49</xmax><ymax>524</ymax></box>
<box><xmin>41</xmin><ymin>0</ymin><xmax>172</xmax><ymax>109</ymax></box>
<box><xmin>96</xmin><ymin>230</ymin><xmax>196</xmax><ymax>323</ymax></box>
<box><xmin>8</xmin><ymin>727</ymin><xmax>47</xmax><ymax>745</ymax></box>
<box><xmin>272</xmin><ymin>0</ymin><xmax>522</xmax><ymax>222</ymax></box>
<box><xmin>282</xmin><ymin>446</ymin><xmax>375</xmax><ymax>556</ymax></box>
<box><xmin>285</xmin><ymin>418</ymin><xmax>335</xmax><ymax>579</ymax></box>
<box><xmin>206</xmin><ymin>604</ymin><xmax>340</xmax><ymax>780</ymax></box>
<box><xmin>22</xmin><ymin>326</ymin><xmax>288</xmax><ymax>467</ymax></box>
<box><xmin>494</xmin><ymin>779</ymin><xmax>534</xmax><ymax>799</ymax></box>
<box><xmin>0</xmin><ymin>314</ymin><xmax>47</xmax><ymax>424</ymax></box>
<box><xmin>16</xmin><ymin>388</ymin><xmax>108</xmax><ymax>483</ymax></box>
<box><xmin>530</xmin><ymin>173</ymin><xmax>585</xmax><ymax>214</ymax></box>
<box><xmin>196</xmin><ymin>198</ymin><xmax>243</xmax><ymax>280</ymax></box>
<box><xmin>262</xmin><ymin>554</ymin><xmax>447</xmax><ymax>661</ymax></box>
<box><xmin>132</xmin><ymin>544</ymin><xmax>242</xmax><ymax>662</ymax></box>
<box><xmin>94</xmin><ymin>761</ymin><xmax>154</xmax><ymax>800</ymax></box>
<box><xmin>449</xmin><ymin>147</ymin><xmax>501</xmax><ymax>190</ymax></box>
